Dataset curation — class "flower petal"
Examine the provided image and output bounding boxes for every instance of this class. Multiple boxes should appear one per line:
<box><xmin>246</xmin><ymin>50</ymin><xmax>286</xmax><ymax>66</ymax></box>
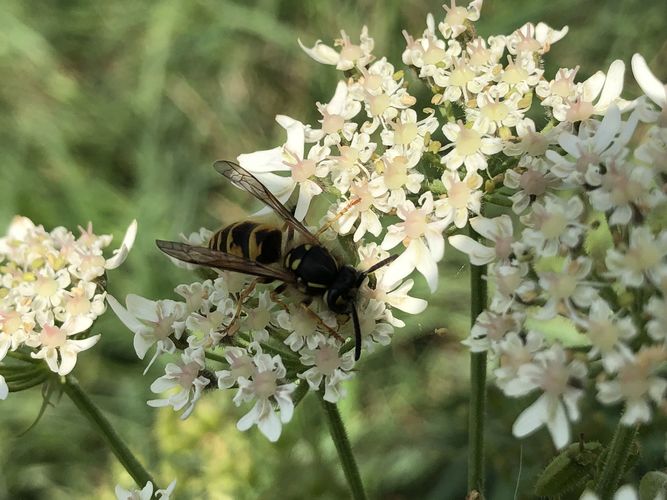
<box><xmin>631</xmin><ymin>53</ymin><xmax>666</xmax><ymax>108</ymax></box>
<box><xmin>106</xmin><ymin>219</ymin><xmax>138</xmax><ymax>270</ymax></box>
<box><xmin>297</xmin><ymin>39</ymin><xmax>340</xmax><ymax>65</ymax></box>
<box><xmin>449</xmin><ymin>234</ymin><xmax>495</xmax><ymax>265</ymax></box>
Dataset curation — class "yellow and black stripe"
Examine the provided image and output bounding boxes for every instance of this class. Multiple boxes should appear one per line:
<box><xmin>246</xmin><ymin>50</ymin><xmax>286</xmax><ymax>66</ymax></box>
<box><xmin>209</xmin><ymin>222</ymin><xmax>282</xmax><ymax>264</ymax></box>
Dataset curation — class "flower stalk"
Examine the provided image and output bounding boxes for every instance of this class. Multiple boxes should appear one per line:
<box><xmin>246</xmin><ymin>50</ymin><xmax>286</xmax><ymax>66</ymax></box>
<box><xmin>62</xmin><ymin>375</ymin><xmax>156</xmax><ymax>489</ymax></box>
<box><xmin>594</xmin><ymin>421</ymin><xmax>639</xmax><ymax>498</ymax></box>
<box><xmin>468</xmin><ymin>222</ymin><xmax>488</xmax><ymax>497</ymax></box>
<box><xmin>318</xmin><ymin>393</ymin><xmax>367</xmax><ymax>500</ymax></box>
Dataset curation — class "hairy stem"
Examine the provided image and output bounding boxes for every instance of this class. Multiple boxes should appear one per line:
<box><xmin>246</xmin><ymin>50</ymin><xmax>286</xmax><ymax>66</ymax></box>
<box><xmin>62</xmin><ymin>375</ymin><xmax>156</xmax><ymax>489</ymax></box>
<box><xmin>318</xmin><ymin>394</ymin><xmax>367</xmax><ymax>500</ymax></box>
<box><xmin>594</xmin><ymin>422</ymin><xmax>638</xmax><ymax>498</ymax></box>
<box><xmin>468</xmin><ymin>224</ymin><xmax>488</xmax><ymax>497</ymax></box>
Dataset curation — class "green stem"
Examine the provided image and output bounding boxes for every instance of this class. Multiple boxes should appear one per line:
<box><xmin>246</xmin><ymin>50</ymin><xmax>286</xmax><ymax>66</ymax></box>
<box><xmin>468</xmin><ymin>224</ymin><xmax>488</xmax><ymax>497</ymax></box>
<box><xmin>4</xmin><ymin>367</ymin><xmax>46</xmax><ymax>383</ymax></box>
<box><xmin>6</xmin><ymin>351</ymin><xmax>38</xmax><ymax>363</ymax></box>
<box><xmin>318</xmin><ymin>394</ymin><xmax>367</xmax><ymax>500</ymax></box>
<box><xmin>594</xmin><ymin>422</ymin><xmax>638</xmax><ymax>497</ymax></box>
<box><xmin>8</xmin><ymin>373</ymin><xmax>48</xmax><ymax>392</ymax></box>
<box><xmin>62</xmin><ymin>375</ymin><xmax>156</xmax><ymax>489</ymax></box>
<box><xmin>204</xmin><ymin>350</ymin><xmax>227</xmax><ymax>364</ymax></box>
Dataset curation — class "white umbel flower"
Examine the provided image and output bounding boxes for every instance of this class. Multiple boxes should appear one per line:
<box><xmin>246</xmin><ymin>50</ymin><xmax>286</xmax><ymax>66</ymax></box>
<box><xmin>381</xmin><ymin>192</ymin><xmax>450</xmax><ymax>292</ymax></box>
<box><xmin>233</xmin><ymin>345</ymin><xmax>296</xmax><ymax>442</ymax></box>
<box><xmin>505</xmin><ymin>343</ymin><xmax>587</xmax><ymax>449</ymax></box>
<box><xmin>299</xmin><ymin>337</ymin><xmax>355</xmax><ymax>403</ymax></box>
<box><xmin>147</xmin><ymin>347</ymin><xmax>210</xmax><ymax>419</ymax></box>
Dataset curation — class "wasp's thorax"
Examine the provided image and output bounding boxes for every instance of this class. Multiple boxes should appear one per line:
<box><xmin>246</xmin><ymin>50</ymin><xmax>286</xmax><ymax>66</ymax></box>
<box><xmin>284</xmin><ymin>244</ymin><xmax>362</xmax><ymax>311</ymax></box>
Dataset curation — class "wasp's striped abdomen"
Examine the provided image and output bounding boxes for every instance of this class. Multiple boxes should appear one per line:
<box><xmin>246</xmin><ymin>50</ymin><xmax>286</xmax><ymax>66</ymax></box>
<box><xmin>209</xmin><ymin>221</ymin><xmax>282</xmax><ymax>264</ymax></box>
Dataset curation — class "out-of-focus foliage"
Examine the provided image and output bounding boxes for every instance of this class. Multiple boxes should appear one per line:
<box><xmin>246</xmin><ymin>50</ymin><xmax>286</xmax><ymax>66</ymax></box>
<box><xmin>0</xmin><ymin>0</ymin><xmax>664</xmax><ymax>498</ymax></box>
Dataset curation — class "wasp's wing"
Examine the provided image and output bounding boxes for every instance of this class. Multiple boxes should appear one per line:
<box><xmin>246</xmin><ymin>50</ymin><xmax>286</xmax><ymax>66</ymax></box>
<box><xmin>214</xmin><ymin>160</ymin><xmax>319</xmax><ymax>245</ymax></box>
<box><xmin>156</xmin><ymin>240</ymin><xmax>297</xmax><ymax>284</ymax></box>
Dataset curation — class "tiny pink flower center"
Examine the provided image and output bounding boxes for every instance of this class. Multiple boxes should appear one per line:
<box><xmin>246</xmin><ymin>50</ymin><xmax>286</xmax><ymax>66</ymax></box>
<box><xmin>625</xmin><ymin>243</ymin><xmax>661</xmax><ymax>272</ymax></box>
<box><xmin>154</xmin><ymin>312</ymin><xmax>177</xmax><ymax>340</ymax></box>
<box><xmin>2</xmin><ymin>311</ymin><xmax>23</xmax><ymax>334</ymax></box>
<box><xmin>566</xmin><ymin>100</ymin><xmax>594</xmax><ymax>122</ymax></box>
<box><xmin>363</xmin><ymin>74</ymin><xmax>383</xmax><ymax>93</ymax></box>
<box><xmin>79</xmin><ymin>254</ymin><xmax>106</xmax><ymax>274</ymax></box>
<box><xmin>516</xmin><ymin>35</ymin><xmax>541</xmax><ymax>54</ymax></box>
<box><xmin>444</xmin><ymin>5</ymin><xmax>468</xmax><ymax>27</ymax></box>
<box><xmin>230</xmin><ymin>355</ymin><xmax>254</xmax><ymax>380</ymax></box>
<box><xmin>448</xmin><ymin>181</ymin><xmax>471</xmax><ymax>209</ymax></box>
<box><xmin>36</xmin><ymin>276</ymin><xmax>58</xmax><ymax>298</ymax></box>
<box><xmin>66</xmin><ymin>293</ymin><xmax>91</xmax><ymax>316</ymax></box>
<box><xmin>384</xmin><ymin>157</ymin><xmax>409</xmax><ymax>190</ymax></box>
<box><xmin>404</xmin><ymin>210</ymin><xmax>428</xmax><ymax>240</ymax></box>
<box><xmin>291</xmin><ymin>159</ymin><xmax>316</xmax><ymax>183</ymax></box>
<box><xmin>368</xmin><ymin>93</ymin><xmax>390</xmax><ymax>116</ymax></box>
<box><xmin>495</xmin><ymin>236</ymin><xmax>513</xmax><ymax>261</ymax></box>
<box><xmin>468</xmin><ymin>43</ymin><xmax>490</xmax><ymax>66</ymax></box>
<box><xmin>314</xmin><ymin>345</ymin><xmax>341</xmax><ymax>376</ymax></box>
<box><xmin>449</xmin><ymin>65</ymin><xmax>475</xmax><ymax>87</ymax></box>
<box><xmin>393</xmin><ymin>121</ymin><xmax>418</xmax><ymax>146</ymax></box>
<box><xmin>497</xmin><ymin>268</ymin><xmax>522</xmax><ymax>297</ymax></box>
<box><xmin>337</xmin><ymin>146</ymin><xmax>360</xmax><ymax>170</ymax></box>
<box><xmin>521</xmin><ymin>132</ymin><xmax>549</xmax><ymax>157</ymax></box>
<box><xmin>423</xmin><ymin>44</ymin><xmax>446</xmax><ymax>65</ymax></box>
<box><xmin>253</xmin><ymin>370</ymin><xmax>278</xmax><ymax>399</ymax></box>
<box><xmin>292</xmin><ymin>310</ymin><xmax>318</xmax><ymax>337</ymax></box>
<box><xmin>455</xmin><ymin>126</ymin><xmax>482</xmax><ymax>156</ymax></box>
<box><xmin>519</xmin><ymin>170</ymin><xmax>548</xmax><ymax>196</ymax></box>
<box><xmin>179</xmin><ymin>361</ymin><xmax>201</xmax><ymax>388</ymax></box>
<box><xmin>41</xmin><ymin>324</ymin><xmax>67</xmax><ymax>349</ymax></box>
<box><xmin>481</xmin><ymin>101</ymin><xmax>509</xmax><ymax>123</ymax></box>
<box><xmin>502</xmin><ymin>63</ymin><xmax>529</xmax><ymax>85</ymax></box>
<box><xmin>588</xmin><ymin>319</ymin><xmax>620</xmax><ymax>353</ymax></box>
<box><xmin>540</xmin><ymin>212</ymin><xmax>568</xmax><ymax>239</ymax></box>
<box><xmin>340</xmin><ymin>44</ymin><xmax>363</xmax><ymax>63</ymax></box>
<box><xmin>552</xmin><ymin>79</ymin><xmax>572</xmax><ymax>98</ymax></box>
<box><xmin>248</xmin><ymin>308</ymin><xmax>271</xmax><ymax>331</ymax></box>
<box><xmin>322</xmin><ymin>113</ymin><xmax>345</xmax><ymax>134</ymax></box>
<box><xmin>617</xmin><ymin>364</ymin><xmax>649</xmax><ymax>399</ymax></box>
<box><xmin>541</xmin><ymin>363</ymin><xmax>570</xmax><ymax>396</ymax></box>
<box><xmin>350</xmin><ymin>182</ymin><xmax>374</xmax><ymax>211</ymax></box>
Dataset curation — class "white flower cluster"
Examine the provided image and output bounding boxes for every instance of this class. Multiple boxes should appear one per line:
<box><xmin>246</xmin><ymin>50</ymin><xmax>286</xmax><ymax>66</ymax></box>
<box><xmin>452</xmin><ymin>48</ymin><xmax>667</xmax><ymax>449</ymax></box>
<box><xmin>109</xmin><ymin>0</ymin><xmax>666</xmax><ymax>450</ymax></box>
<box><xmin>0</xmin><ymin>216</ymin><xmax>136</xmax><ymax>397</ymax></box>
<box><xmin>109</xmin><ymin>240</ymin><xmax>426</xmax><ymax>441</ymax></box>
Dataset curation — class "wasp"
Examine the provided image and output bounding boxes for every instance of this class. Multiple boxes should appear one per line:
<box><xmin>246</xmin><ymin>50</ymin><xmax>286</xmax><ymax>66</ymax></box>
<box><xmin>156</xmin><ymin>160</ymin><xmax>396</xmax><ymax>360</ymax></box>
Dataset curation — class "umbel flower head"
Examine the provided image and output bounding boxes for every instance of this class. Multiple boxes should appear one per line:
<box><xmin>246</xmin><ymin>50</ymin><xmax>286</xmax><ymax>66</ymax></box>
<box><xmin>0</xmin><ymin>216</ymin><xmax>136</xmax><ymax>393</ymax></box>
<box><xmin>109</xmin><ymin>0</ymin><xmax>666</xmax><ymax>463</ymax></box>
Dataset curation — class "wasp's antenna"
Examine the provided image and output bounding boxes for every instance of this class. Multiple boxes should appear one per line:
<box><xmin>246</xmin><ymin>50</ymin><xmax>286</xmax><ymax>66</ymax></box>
<box><xmin>362</xmin><ymin>254</ymin><xmax>398</xmax><ymax>277</ymax></box>
<box><xmin>351</xmin><ymin>304</ymin><xmax>362</xmax><ymax>361</ymax></box>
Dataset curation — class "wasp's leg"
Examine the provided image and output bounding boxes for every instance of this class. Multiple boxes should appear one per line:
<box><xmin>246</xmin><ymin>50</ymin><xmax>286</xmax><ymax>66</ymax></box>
<box><xmin>269</xmin><ymin>283</ymin><xmax>291</xmax><ymax>313</ymax></box>
<box><xmin>226</xmin><ymin>278</ymin><xmax>259</xmax><ymax>335</ymax></box>
<box><xmin>299</xmin><ymin>303</ymin><xmax>344</xmax><ymax>342</ymax></box>
<box><xmin>314</xmin><ymin>198</ymin><xmax>361</xmax><ymax>238</ymax></box>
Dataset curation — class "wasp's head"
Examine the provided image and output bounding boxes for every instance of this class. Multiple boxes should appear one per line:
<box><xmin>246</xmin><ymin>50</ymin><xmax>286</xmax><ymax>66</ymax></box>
<box><xmin>324</xmin><ymin>265</ymin><xmax>360</xmax><ymax>314</ymax></box>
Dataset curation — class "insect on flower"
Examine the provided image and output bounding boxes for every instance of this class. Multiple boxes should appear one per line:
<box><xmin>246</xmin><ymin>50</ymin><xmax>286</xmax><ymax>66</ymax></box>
<box><xmin>156</xmin><ymin>160</ymin><xmax>397</xmax><ymax>360</ymax></box>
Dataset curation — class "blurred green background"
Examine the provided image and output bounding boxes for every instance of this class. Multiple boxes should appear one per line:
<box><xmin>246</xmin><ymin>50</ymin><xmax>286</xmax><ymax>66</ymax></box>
<box><xmin>1</xmin><ymin>1</ymin><xmax>665</xmax><ymax>498</ymax></box>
